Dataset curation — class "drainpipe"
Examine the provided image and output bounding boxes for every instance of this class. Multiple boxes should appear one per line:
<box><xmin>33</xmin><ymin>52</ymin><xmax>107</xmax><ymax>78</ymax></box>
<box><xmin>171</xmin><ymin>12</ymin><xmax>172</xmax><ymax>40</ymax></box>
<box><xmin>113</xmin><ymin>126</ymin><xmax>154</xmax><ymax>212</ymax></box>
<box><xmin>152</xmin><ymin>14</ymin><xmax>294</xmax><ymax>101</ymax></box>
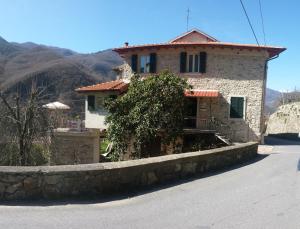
<box><xmin>261</xmin><ymin>54</ymin><xmax>279</xmax><ymax>143</ymax></box>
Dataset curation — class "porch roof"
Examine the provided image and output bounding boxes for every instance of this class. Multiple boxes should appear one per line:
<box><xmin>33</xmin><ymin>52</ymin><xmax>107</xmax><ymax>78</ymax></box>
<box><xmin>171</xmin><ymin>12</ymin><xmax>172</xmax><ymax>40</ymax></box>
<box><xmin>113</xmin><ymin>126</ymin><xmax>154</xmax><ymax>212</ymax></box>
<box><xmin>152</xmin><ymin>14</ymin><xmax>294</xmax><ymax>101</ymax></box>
<box><xmin>184</xmin><ymin>90</ymin><xmax>219</xmax><ymax>98</ymax></box>
<box><xmin>76</xmin><ymin>80</ymin><xmax>129</xmax><ymax>93</ymax></box>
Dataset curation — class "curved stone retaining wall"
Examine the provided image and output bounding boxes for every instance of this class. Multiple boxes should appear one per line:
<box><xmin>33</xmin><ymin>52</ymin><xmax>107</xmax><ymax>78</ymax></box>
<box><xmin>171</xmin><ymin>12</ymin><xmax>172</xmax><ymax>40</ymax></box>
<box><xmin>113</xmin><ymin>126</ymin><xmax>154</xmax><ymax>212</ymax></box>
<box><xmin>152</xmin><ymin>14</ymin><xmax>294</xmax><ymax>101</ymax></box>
<box><xmin>0</xmin><ymin>142</ymin><xmax>258</xmax><ymax>201</ymax></box>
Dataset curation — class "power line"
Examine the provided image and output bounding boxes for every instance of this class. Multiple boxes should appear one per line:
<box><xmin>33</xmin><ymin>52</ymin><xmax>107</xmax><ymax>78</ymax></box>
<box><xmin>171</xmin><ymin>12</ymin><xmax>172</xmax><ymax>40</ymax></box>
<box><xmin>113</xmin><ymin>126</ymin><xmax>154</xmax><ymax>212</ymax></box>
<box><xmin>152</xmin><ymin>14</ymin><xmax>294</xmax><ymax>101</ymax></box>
<box><xmin>259</xmin><ymin>0</ymin><xmax>267</xmax><ymax>45</ymax></box>
<box><xmin>239</xmin><ymin>0</ymin><xmax>260</xmax><ymax>46</ymax></box>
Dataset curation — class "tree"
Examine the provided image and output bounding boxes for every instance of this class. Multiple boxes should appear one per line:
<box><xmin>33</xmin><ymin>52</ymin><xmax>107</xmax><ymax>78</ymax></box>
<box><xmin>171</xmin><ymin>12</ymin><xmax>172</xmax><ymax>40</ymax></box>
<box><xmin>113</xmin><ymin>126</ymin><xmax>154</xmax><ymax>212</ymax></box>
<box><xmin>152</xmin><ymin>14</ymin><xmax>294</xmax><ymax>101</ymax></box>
<box><xmin>0</xmin><ymin>85</ymin><xmax>53</xmax><ymax>166</ymax></box>
<box><xmin>105</xmin><ymin>71</ymin><xmax>191</xmax><ymax>161</ymax></box>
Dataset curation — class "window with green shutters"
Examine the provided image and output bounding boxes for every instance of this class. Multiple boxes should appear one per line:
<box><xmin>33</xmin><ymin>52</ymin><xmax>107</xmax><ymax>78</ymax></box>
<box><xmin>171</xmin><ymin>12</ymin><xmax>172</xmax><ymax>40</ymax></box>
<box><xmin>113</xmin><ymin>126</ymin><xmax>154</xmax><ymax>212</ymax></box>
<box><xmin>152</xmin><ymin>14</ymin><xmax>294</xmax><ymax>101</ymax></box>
<box><xmin>230</xmin><ymin>97</ymin><xmax>245</xmax><ymax>119</ymax></box>
<box><xmin>180</xmin><ymin>52</ymin><xmax>207</xmax><ymax>73</ymax></box>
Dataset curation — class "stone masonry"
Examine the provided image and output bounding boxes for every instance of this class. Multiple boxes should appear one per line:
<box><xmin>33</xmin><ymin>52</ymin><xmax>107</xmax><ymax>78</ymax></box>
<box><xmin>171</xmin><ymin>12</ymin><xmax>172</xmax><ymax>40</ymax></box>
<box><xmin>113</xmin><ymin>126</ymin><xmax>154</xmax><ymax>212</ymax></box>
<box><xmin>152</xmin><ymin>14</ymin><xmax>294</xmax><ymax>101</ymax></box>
<box><xmin>0</xmin><ymin>142</ymin><xmax>257</xmax><ymax>201</ymax></box>
<box><xmin>121</xmin><ymin>47</ymin><xmax>268</xmax><ymax>142</ymax></box>
<box><xmin>266</xmin><ymin>102</ymin><xmax>300</xmax><ymax>134</ymax></box>
<box><xmin>50</xmin><ymin>130</ymin><xmax>100</xmax><ymax>165</ymax></box>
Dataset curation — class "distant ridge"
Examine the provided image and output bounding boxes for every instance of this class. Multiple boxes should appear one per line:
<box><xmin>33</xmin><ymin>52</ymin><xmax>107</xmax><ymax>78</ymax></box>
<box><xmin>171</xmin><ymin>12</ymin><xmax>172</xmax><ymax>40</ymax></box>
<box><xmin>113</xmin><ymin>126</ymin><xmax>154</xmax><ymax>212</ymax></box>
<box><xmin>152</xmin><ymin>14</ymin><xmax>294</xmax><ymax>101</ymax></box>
<box><xmin>0</xmin><ymin>35</ymin><xmax>123</xmax><ymax>115</ymax></box>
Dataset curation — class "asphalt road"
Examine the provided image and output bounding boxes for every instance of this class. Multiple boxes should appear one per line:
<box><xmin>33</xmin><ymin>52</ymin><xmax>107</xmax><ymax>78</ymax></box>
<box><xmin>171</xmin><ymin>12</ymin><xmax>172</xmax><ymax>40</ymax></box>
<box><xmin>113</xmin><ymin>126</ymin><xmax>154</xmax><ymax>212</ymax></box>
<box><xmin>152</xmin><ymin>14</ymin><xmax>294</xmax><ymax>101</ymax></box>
<box><xmin>0</xmin><ymin>137</ymin><xmax>300</xmax><ymax>229</ymax></box>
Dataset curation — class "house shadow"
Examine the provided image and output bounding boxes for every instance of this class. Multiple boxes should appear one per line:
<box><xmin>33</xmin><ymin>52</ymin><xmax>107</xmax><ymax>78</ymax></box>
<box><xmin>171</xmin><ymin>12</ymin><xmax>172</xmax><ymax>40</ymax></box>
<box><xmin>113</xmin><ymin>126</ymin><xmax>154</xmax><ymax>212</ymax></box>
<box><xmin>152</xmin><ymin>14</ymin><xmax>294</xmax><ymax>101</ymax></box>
<box><xmin>265</xmin><ymin>134</ymin><xmax>300</xmax><ymax>145</ymax></box>
<box><xmin>1</xmin><ymin>153</ymin><xmax>268</xmax><ymax>207</ymax></box>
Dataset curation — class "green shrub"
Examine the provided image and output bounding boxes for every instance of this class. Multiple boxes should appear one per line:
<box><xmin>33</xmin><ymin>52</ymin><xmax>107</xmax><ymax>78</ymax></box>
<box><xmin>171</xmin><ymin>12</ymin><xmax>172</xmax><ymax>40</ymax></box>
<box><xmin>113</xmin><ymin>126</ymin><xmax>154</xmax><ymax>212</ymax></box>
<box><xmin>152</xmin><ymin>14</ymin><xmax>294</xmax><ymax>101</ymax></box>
<box><xmin>100</xmin><ymin>138</ymin><xmax>110</xmax><ymax>154</ymax></box>
<box><xmin>0</xmin><ymin>143</ymin><xmax>49</xmax><ymax>166</ymax></box>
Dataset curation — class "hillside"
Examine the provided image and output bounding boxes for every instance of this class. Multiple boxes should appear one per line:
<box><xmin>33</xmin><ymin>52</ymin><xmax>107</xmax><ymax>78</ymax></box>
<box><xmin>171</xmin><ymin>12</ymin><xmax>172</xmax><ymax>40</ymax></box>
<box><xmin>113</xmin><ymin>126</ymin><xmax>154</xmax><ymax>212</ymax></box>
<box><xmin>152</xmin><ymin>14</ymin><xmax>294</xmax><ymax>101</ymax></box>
<box><xmin>0</xmin><ymin>36</ymin><xmax>123</xmax><ymax>115</ymax></box>
<box><xmin>265</xmin><ymin>88</ymin><xmax>281</xmax><ymax>114</ymax></box>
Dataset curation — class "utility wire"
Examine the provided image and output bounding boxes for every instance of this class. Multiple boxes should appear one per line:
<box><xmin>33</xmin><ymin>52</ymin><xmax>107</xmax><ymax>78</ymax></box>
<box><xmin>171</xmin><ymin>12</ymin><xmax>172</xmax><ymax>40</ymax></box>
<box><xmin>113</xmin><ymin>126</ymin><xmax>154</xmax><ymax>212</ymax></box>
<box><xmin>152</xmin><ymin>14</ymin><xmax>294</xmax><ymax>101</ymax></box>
<box><xmin>239</xmin><ymin>0</ymin><xmax>260</xmax><ymax>46</ymax></box>
<box><xmin>259</xmin><ymin>0</ymin><xmax>267</xmax><ymax>45</ymax></box>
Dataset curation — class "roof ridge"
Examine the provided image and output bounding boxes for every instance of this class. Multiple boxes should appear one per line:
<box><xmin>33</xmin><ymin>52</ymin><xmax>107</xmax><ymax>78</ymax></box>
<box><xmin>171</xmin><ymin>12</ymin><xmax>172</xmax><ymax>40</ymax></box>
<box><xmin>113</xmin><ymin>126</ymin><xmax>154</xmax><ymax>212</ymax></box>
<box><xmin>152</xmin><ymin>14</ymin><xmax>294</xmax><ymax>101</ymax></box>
<box><xmin>169</xmin><ymin>28</ymin><xmax>219</xmax><ymax>43</ymax></box>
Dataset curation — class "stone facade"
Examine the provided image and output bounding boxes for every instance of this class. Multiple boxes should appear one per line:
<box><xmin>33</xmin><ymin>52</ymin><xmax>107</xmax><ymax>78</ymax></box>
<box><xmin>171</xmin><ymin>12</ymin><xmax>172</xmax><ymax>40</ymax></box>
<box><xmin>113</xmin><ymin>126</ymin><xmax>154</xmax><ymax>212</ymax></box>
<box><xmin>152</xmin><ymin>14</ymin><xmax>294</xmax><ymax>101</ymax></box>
<box><xmin>122</xmin><ymin>48</ymin><xmax>268</xmax><ymax>142</ymax></box>
<box><xmin>0</xmin><ymin>142</ymin><xmax>257</xmax><ymax>201</ymax></box>
<box><xmin>51</xmin><ymin>130</ymin><xmax>100</xmax><ymax>165</ymax></box>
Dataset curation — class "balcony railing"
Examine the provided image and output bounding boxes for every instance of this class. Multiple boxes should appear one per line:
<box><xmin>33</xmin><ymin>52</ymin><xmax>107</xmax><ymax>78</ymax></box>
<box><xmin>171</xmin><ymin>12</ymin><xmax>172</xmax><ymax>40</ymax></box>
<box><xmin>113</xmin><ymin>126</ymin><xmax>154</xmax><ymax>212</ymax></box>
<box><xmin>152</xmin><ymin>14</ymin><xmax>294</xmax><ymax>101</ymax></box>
<box><xmin>184</xmin><ymin>117</ymin><xmax>217</xmax><ymax>130</ymax></box>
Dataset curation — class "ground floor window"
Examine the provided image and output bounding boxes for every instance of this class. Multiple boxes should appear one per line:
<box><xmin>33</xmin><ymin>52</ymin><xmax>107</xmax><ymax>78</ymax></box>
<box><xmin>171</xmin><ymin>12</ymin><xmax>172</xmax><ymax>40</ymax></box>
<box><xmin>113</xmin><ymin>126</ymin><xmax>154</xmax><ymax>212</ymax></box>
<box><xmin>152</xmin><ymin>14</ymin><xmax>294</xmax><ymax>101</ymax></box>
<box><xmin>87</xmin><ymin>95</ymin><xmax>95</xmax><ymax>111</ymax></box>
<box><xmin>230</xmin><ymin>96</ymin><xmax>245</xmax><ymax>119</ymax></box>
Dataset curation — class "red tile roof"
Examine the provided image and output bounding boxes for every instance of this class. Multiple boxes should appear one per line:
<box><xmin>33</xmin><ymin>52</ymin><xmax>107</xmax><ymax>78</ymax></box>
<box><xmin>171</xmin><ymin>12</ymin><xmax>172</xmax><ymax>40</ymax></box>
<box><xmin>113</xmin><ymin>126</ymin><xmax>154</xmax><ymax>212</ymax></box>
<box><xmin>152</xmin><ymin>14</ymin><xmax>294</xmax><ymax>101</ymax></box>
<box><xmin>76</xmin><ymin>80</ymin><xmax>129</xmax><ymax>93</ymax></box>
<box><xmin>185</xmin><ymin>90</ymin><xmax>219</xmax><ymax>98</ymax></box>
<box><xmin>114</xmin><ymin>42</ymin><xmax>286</xmax><ymax>58</ymax></box>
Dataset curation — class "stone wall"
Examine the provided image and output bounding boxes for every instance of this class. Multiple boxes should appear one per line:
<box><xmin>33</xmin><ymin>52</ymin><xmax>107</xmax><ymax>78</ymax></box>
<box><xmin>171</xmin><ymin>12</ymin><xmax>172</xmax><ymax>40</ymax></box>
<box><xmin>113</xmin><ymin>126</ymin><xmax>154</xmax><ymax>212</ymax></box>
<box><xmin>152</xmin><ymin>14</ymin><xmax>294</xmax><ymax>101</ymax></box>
<box><xmin>0</xmin><ymin>142</ymin><xmax>257</xmax><ymax>201</ymax></box>
<box><xmin>51</xmin><ymin>130</ymin><xmax>100</xmax><ymax>165</ymax></box>
<box><xmin>122</xmin><ymin>47</ymin><xmax>268</xmax><ymax>142</ymax></box>
<box><xmin>266</xmin><ymin>102</ymin><xmax>300</xmax><ymax>134</ymax></box>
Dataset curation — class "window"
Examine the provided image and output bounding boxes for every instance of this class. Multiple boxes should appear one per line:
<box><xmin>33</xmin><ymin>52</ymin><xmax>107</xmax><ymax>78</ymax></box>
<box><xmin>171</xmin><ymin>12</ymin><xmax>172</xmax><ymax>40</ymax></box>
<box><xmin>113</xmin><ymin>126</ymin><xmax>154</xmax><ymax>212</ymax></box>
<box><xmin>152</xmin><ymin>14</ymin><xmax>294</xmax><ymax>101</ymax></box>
<box><xmin>230</xmin><ymin>97</ymin><xmax>245</xmax><ymax>119</ymax></box>
<box><xmin>188</xmin><ymin>54</ymin><xmax>200</xmax><ymax>73</ymax></box>
<box><xmin>140</xmin><ymin>55</ymin><xmax>150</xmax><ymax>73</ymax></box>
<box><xmin>132</xmin><ymin>53</ymin><xmax>156</xmax><ymax>73</ymax></box>
<box><xmin>180</xmin><ymin>52</ymin><xmax>207</xmax><ymax>73</ymax></box>
<box><xmin>96</xmin><ymin>96</ymin><xmax>105</xmax><ymax>110</ymax></box>
<box><xmin>87</xmin><ymin>95</ymin><xmax>95</xmax><ymax>111</ymax></box>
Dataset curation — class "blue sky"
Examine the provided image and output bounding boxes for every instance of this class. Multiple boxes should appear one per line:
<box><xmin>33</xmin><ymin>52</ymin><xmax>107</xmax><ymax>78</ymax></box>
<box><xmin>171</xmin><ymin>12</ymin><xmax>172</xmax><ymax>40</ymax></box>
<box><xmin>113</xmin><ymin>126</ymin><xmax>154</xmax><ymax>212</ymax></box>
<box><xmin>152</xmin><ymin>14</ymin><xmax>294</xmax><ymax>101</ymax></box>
<box><xmin>0</xmin><ymin>0</ymin><xmax>298</xmax><ymax>91</ymax></box>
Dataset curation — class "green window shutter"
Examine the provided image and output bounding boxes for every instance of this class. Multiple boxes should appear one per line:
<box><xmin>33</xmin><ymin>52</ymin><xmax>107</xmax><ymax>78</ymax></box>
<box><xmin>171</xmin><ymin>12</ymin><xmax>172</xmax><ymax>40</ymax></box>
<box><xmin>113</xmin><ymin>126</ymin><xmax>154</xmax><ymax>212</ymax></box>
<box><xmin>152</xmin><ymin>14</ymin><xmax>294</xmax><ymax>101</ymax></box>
<box><xmin>230</xmin><ymin>97</ymin><xmax>244</xmax><ymax>118</ymax></box>
<box><xmin>87</xmin><ymin>95</ymin><xmax>95</xmax><ymax>111</ymax></box>
<box><xmin>131</xmin><ymin>54</ymin><xmax>138</xmax><ymax>73</ymax></box>
<box><xmin>199</xmin><ymin>52</ymin><xmax>207</xmax><ymax>73</ymax></box>
<box><xmin>180</xmin><ymin>52</ymin><xmax>187</xmax><ymax>73</ymax></box>
<box><xmin>149</xmin><ymin>53</ymin><xmax>157</xmax><ymax>73</ymax></box>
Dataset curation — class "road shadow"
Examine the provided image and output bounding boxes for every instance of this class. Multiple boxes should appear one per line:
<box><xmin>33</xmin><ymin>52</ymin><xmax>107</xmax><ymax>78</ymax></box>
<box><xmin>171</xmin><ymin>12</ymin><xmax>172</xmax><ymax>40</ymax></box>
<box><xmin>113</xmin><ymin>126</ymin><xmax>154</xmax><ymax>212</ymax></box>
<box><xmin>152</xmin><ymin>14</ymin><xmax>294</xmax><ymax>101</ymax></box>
<box><xmin>0</xmin><ymin>153</ymin><xmax>269</xmax><ymax>207</ymax></box>
<box><xmin>265</xmin><ymin>136</ymin><xmax>300</xmax><ymax>146</ymax></box>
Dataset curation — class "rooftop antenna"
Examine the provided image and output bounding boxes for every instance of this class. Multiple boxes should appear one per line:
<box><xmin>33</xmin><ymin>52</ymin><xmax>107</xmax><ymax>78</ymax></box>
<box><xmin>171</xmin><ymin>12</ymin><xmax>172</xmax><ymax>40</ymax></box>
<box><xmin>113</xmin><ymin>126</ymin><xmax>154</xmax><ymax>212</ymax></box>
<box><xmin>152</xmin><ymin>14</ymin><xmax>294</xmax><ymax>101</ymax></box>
<box><xmin>186</xmin><ymin>8</ymin><xmax>190</xmax><ymax>31</ymax></box>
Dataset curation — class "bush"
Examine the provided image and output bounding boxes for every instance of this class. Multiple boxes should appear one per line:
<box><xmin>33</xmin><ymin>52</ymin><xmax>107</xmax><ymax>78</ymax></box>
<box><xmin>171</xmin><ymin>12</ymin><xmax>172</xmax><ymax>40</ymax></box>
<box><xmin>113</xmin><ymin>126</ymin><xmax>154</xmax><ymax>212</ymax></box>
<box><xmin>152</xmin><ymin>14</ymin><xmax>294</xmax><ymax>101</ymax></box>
<box><xmin>0</xmin><ymin>143</ymin><xmax>49</xmax><ymax>166</ymax></box>
<box><xmin>105</xmin><ymin>71</ymin><xmax>191</xmax><ymax>160</ymax></box>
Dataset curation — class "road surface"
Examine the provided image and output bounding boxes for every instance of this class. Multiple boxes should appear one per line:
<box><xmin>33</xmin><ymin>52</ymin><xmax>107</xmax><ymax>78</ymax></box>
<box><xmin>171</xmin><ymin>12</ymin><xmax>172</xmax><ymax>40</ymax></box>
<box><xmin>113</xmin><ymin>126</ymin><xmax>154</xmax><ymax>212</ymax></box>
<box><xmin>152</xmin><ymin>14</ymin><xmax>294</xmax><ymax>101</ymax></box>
<box><xmin>0</xmin><ymin>137</ymin><xmax>300</xmax><ymax>229</ymax></box>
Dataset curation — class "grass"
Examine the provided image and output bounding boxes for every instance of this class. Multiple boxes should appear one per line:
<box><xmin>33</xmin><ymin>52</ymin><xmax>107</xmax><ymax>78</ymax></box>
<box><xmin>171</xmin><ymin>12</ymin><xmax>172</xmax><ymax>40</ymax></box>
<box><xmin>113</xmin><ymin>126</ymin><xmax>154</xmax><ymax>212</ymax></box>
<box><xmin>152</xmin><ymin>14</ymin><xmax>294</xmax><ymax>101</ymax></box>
<box><xmin>100</xmin><ymin>138</ymin><xmax>110</xmax><ymax>154</ymax></box>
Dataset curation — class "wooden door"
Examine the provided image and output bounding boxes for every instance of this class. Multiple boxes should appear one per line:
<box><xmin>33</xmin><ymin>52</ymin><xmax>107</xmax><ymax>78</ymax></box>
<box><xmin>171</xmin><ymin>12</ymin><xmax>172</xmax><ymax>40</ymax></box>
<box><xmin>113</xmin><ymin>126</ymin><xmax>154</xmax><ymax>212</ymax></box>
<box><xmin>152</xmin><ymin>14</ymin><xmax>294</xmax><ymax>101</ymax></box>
<box><xmin>197</xmin><ymin>98</ymin><xmax>209</xmax><ymax>129</ymax></box>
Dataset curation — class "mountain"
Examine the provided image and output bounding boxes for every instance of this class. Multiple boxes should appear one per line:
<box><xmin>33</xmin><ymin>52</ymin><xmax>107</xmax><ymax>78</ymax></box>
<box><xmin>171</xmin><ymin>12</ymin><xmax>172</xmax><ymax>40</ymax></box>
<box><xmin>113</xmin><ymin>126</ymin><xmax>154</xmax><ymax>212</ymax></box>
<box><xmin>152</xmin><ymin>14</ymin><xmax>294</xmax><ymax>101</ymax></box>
<box><xmin>265</xmin><ymin>88</ymin><xmax>281</xmax><ymax>114</ymax></box>
<box><xmin>0</xmin><ymin>36</ymin><xmax>123</xmax><ymax>116</ymax></box>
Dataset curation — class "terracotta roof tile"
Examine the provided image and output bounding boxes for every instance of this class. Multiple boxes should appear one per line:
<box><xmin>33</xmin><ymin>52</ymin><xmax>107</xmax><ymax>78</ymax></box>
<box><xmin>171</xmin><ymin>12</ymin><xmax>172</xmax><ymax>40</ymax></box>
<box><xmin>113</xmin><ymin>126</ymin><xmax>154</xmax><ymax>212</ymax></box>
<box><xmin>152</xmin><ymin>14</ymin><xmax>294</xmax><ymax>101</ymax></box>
<box><xmin>185</xmin><ymin>90</ymin><xmax>219</xmax><ymax>98</ymax></box>
<box><xmin>76</xmin><ymin>80</ymin><xmax>129</xmax><ymax>93</ymax></box>
<box><xmin>113</xmin><ymin>42</ymin><xmax>286</xmax><ymax>58</ymax></box>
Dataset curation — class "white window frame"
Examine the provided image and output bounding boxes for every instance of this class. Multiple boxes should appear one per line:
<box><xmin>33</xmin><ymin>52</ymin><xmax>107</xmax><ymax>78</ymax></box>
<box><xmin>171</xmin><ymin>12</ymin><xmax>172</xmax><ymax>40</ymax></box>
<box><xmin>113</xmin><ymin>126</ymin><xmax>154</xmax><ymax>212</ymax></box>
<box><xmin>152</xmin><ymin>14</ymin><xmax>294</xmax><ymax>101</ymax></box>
<box><xmin>229</xmin><ymin>96</ymin><xmax>247</xmax><ymax>120</ymax></box>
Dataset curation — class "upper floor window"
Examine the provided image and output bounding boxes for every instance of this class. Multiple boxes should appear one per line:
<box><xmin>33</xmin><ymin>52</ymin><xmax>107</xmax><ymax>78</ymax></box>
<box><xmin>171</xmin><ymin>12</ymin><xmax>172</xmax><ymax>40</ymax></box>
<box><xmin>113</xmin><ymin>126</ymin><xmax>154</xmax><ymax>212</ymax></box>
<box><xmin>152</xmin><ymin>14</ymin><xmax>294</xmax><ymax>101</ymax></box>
<box><xmin>131</xmin><ymin>53</ymin><xmax>157</xmax><ymax>73</ymax></box>
<box><xmin>188</xmin><ymin>54</ymin><xmax>200</xmax><ymax>73</ymax></box>
<box><xmin>140</xmin><ymin>55</ymin><xmax>150</xmax><ymax>73</ymax></box>
<box><xmin>180</xmin><ymin>52</ymin><xmax>207</xmax><ymax>73</ymax></box>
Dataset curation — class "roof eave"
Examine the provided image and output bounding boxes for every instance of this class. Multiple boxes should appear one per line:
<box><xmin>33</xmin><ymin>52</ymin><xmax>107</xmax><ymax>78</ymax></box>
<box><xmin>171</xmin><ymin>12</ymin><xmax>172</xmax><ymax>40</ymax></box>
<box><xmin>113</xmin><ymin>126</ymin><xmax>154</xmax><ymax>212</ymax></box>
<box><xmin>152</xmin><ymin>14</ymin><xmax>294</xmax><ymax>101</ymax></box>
<box><xmin>113</xmin><ymin>43</ymin><xmax>286</xmax><ymax>58</ymax></box>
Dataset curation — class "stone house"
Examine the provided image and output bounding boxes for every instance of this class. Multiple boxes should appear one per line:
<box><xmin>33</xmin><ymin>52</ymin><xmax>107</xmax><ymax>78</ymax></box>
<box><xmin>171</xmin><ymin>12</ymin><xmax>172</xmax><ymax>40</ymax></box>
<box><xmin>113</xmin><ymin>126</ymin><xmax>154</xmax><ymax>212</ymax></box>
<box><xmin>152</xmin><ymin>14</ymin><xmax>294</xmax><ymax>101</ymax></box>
<box><xmin>76</xmin><ymin>29</ymin><xmax>285</xmax><ymax>145</ymax></box>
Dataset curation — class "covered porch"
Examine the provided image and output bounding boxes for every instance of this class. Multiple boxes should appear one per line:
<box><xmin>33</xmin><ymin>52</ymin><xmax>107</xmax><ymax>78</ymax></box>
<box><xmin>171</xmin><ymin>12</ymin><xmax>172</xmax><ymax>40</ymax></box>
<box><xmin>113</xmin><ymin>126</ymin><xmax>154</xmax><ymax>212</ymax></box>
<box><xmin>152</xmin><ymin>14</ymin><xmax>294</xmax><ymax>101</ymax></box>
<box><xmin>183</xmin><ymin>90</ymin><xmax>220</xmax><ymax>133</ymax></box>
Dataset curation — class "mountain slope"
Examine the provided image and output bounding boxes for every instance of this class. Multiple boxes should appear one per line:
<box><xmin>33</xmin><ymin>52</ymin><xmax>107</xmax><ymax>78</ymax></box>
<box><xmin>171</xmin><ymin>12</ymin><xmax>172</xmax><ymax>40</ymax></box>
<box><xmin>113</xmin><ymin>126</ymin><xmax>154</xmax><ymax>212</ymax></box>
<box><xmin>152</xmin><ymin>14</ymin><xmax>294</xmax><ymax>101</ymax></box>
<box><xmin>0</xmin><ymin>36</ymin><xmax>123</xmax><ymax>115</ymax></box>
<box><xmin>265</xmin><ymin>88</ymin><xmax>281</xmax><ymax>114</ymax></box>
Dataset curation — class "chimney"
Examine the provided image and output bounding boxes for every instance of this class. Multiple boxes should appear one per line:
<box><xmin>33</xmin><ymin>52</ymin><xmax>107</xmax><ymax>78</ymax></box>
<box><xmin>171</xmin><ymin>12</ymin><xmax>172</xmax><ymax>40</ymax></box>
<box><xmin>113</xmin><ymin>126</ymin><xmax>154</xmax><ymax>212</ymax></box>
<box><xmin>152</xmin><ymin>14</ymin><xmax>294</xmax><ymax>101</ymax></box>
<box><xmin>124</xmin><ymin>42</ymin><xmax>129</xmax><ymax>47</ymax></box>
